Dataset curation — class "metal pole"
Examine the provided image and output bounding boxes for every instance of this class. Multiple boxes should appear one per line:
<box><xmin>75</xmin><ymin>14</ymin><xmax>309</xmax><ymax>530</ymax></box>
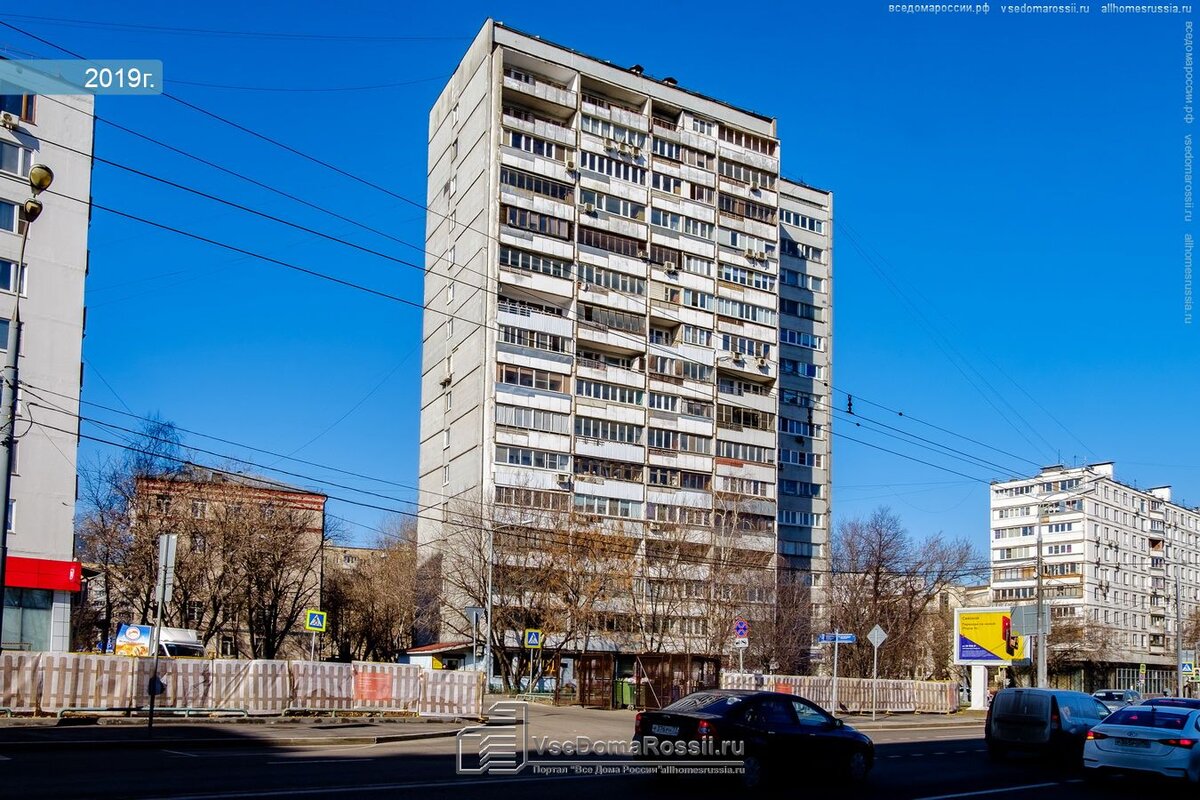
<box><xmin>147</xmin><ymin>541</ymin><xmax>169</xmax><ymax>732</ymax></box>
<box><xmin>0</xmin><ymin>226</ymin><xmax>29</xmax><ymax>649</ymax></box>
<box><xmin>832</xmin><ymin>632</ymin><xmax>840</xmax><ymax>716</ymax></box>
<box><xmin>484</xmin><ymin>521</ymin><xmax>494</xmax><ymax>692</ymax></box>
<box><xmin>872</xmin><ymin>642</ymin><xmax>879</xmax><ymax>722</ymax></box>
<box><xmin>310</xmin><ymin>631</ymin><xmax>316</xmax><ymax>662</ymax></box>
<box><xmin>738</xmin><ymin>643</ymin><xmax>744</xmax><ymax>673</ymax></box>
<box><xmin>1035</xmin><ymin>516</ymin><xmax>1046</xmax><ymax>689</ymax></box>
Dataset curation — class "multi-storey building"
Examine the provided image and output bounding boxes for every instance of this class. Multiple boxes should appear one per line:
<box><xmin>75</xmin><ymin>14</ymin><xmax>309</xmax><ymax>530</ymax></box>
<box><xmin>0</xmin><ymin>84</ymin><xmax>93</xmax><ymax>651</ymax></box>
<box><xmin>990</xmin><ymin>462</ymin><xmax>1200</xmax><ymax>693</ymax></box>
<box><xmin>417</xmin><ymin>21</ymin><xmax>832</xmax><ymax>662</ymax></box>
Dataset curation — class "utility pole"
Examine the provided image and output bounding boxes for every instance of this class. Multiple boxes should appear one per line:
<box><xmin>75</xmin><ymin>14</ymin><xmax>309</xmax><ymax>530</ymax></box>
<box><xmin>1035</xmin><ymin>513</ymin><xmax>1046</xmax><ymax>688</ymax></box>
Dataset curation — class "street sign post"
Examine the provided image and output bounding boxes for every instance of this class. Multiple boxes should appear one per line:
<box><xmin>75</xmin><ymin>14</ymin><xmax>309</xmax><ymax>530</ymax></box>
<box><xmin>819</xmin><ymin>631</ymin><xmax>857</xmax><ymax>715</ymax></box>
<box><xmin>148</xmin><ymin>533</ymin><xmax>178</xmax><ymax>734</ymax></box>
<box><xmin>734</xmin><ymin>617</ymin><xmax>750</xmax><ymax>671</ymax></box>
<box><xmin>867</xmin><ymin>625</ymin><xmax>888</xmax><ymax>722</ymax></box>
<box><xmin>304</xmin><ymin>609</ymin><xmax>327</xmax><ymax>662</ymax></box>
<box><xmin>523</xmin><ymin>629</ymin><xmax>543</xmax><ymax>649</ymax></box>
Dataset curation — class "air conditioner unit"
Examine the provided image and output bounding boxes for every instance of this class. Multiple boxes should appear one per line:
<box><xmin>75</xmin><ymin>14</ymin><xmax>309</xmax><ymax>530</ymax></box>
<box><xmin>664</xmin><ymin>261</ymin><xmax>678</xmax><ymax>274</ymax></box>
<box><xmin>757</xmin><ymin>357</ymin><xmax>769</xmax><ymax>367</ymax></box>
<box><xmin>583</xmin><ymin>201</ymin><xmax>596</xmax><ymax>213</ymax></box>
<box><xmin>440</xmin><ymin>373</ymin><xmax>452</xmax><ymax>387</ymax></box>
<box><xmin>744</xmin><ymin>248</ymin><xmax>758</xmax><ymax>260</ymax></box>
<box><xmin>555</xmin><ymin>473</ymin><xmax>572</xmax><ymax>484</ymax></box>
<box><xmin>0</xmin><ymin>112</ymin><xmax>17</xmax><ymax>130</ymax></box>
<box><xmin>618</xmin><ymin>142</ymin><xmax>631</xmax><ymax>154</ymax></box>
<box><xmin>605</xmin><ymin>138</ymin><xmax>618</xmax><ymax>151</ymax></box>
<box><xmin>637</xmin><ymin>248</ymin><xmax>649</xmax><ymax>259</ymax></box>
<box><xmin>631</xmin><ymin>146</ymin><xmax>642</xmax><ymax>157</ymax></box>
<box><xmin>579</xmin><ymin>282</ymin><xmax>591</xmax><ymax>292</ymax></box>
<box><xmin>749</xmin><ymin>179</ymin><xmax>761</xmax><ymax>191</ymax></box>
<box><xmin>732</xmin><ymin>352</ymin><xmax>745</xmax><ymax>364</ymax></box>
<box><xmin>754</xmin><ymin>250</ymin><xmax>768</xmax><ymax>260</ymax></box>
<box><xmin>566</xmin><ymin>158</ymin><xmax>578</xmax><ymax>171</ymax></box>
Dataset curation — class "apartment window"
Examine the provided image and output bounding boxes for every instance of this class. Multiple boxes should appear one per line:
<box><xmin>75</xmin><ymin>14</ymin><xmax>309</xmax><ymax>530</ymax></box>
<box><xmin>442</xmin><ymin>465</ymin><xmax>450</xmax><ymax>486</ymax></box>
<box><xmin>647</xmin><ymin>504</ymin><xmax>712</xmax><ymax>526</ymax></box>
<box><xmin>495</xmin><ymin>404</ymin><xmax>570</xmax><ymax>435</ymax></box>
<box><xmin>496</xmin><ymin>364</ymin><xmax>567</xmax><ymax>393</ymax></box>
<box><xmin>780</xmin><ymin>480</ymin><xmax>823</xmax><ymax>498</ymax></box>
<box><xmin>502</xmin><ymin>129</ymin><xmax>567</xmax><ymax>162</ymax></box>
<box><xmin>500</xmin><ymin>166</ymin><xmax>573</xmax><ymax>202</ymax></box>
<box><xmin>576</xmin><ymin>378</ymin><xmax>643</xmax><ymax>406</ymax></box>
<box><xmin>499</xmin><ymin>325</ymin><xmax>569</xmax><ymax>353</ymax></box>
<box><xmin>718</xmin><ymin>194</ymin><xmax>777</xmax><ymax>224</ymax></box>
<box><xmin>691</xmin><ymin>117</ymin><xmax>715</xmax><ymax>136</ymax></box>
<box><xmin>719</xmin><ymin>377</ymin><xmax>770</xmax><ymax>397</ymax></box>
<box><xmin>578</xmin><ymin>151</ymin><xmax>646</xmax><ymax>184</ymax></box>
<box><xmin>716</xmin><ymin>297</ymin><xmax>777</xmax><ymax>326</ymax></box>
<box><xmin>780</xmin><ymin>417</ymin><xmax>823</xmax><ymax>438</ymax></box>
<box><xmin>683</xmin><ymin>217</ymin><xmax>713</xmax><ymax>239</ymax></box>
<box><xmin>498</xmin><ymin>295</ymin><xmax>565</xmax><ymax>318</ymax></box>
<box><xmin>0</xmin><ymin>89</ymin><xmax>35</xmax><ymax>122</ymax></box>
<box><xmin>577</xmin><ymin>263</ymin><xmax>646</xmax><ymax>295</ymax></box>
<box><xmin>716</xmin><ymin>440</ymin><xmax>775</xmax><ymax>464</ymax></box>
<box><xmin>191</xmin><ymin>499</ymin><xmax>207</xmax><ymax>519</ymax></box>
<box><xmin>0</xmin><ymin>141</ymin><xmax>32</xmax><ymax>178</ymax></box>
<box><xmin>582</xmin><ymin>91</ymin><xmax>640</xmax><ymax>114</ymax></box>
<box><xmin>682</xmin><ymin>325</ymin><xmax>712</xmax><ymax>346</ymax></box>
<box><xmin>778</xmin><ymin>449</ymin><xmax>824</xmax><ymax>468</ymax></box>
<box><xmin>779</xmin><ymin>209</ymin><xmax>825</xmax><ymax>233</ymax></box>
<box><xmin>719</xmin><ymin>126</ymin><xmax>777</xmax><ymax>156</ymax></box>
<box><xmin>574</xmin><ymin>494</ymin><xmax>641</xmax><ymax>518</ymax></box>
<box><xmin>780</xmin><ymin>238</ymin><xmax>825</xmax><ymax>264</ymax></box>
<box><xmin>781</xmin><ymin>269</ymin><xmax>826</xmax><ymax>293</ymax></box>
<box><xmin>651</xmin><ymin>172</ymin><xmax>682</xmax><ymax>195</ymax></box>
<box><xmin>689</xmin><ymin>184</ymin><xmax>716</xmax><ymax>204</ymax></box>
<box><xmin>445</xmin><ymin>391</ymin><xmax>452</xmax><ymax>413</ymax></box>
<box><xmin>450</xmin><ymin>138</ymin><xmax>459</xmax><ymax>161</ymax></box>
<box><xmin>495</xmin><ymin>486</ymin><xmax>570</xmax><ymax>511</ymax></box>
<box><xmin>683</xmin><ymin>255</ymin><xmax>712</xmax><ymax>277</ymax></box>
<box><xmin>681</xmin><ymin>398</ymin><xmax>713</xmax><ymax>418</ymax></box>
<box><xmin>781</xmin><ymin>359</ymin><xmax>824</xmax><ymax>379</ymax></box>
<box><xmin>578</xmin><ymin>226</ymin><xmax>643</xmax><ymax>258</ymax></box>
<box><xmin>780</xmin><ymin>389</ymin><xmax>819</xmax><ymax>408</ymax></box>
<box><xmin>717</xmin><ymin>404</ymin><xmax>775</xmax><ymax>431</ymax></box>
<box><xmin>580</xmin><ymin>115</ymin><xmax>646</xmax><ymax>147</ymax></box>
<box><xmin>575</xmin><ymin>416</ymin><xmax>642</xmax><ymax>444</ymax></box>
<box><xmin>579</xmin><ymin>188</ymin><xmax>645</xmax><ymax>221</ymax></box>
<box><xmin>574</xmin><ymin>457</ymin><xmax>643</xmax><ymax>483</ymax></box>
<box><xmin>501</xmin><ymin>205</ymin><xmax>572</xmax><ymax>240</ymax></box>
<box><xmin>650</xmin><ymin>208</ymin><xmax>681</xmax><ymax>232</ymax></box>
<box><xmin>648</xmin><ymin>393</ymin><xmax>677</xmax><ymax>412</ymax></box>
<box><xmin>717</xmin><ymin>158</ymin><xmax>777</xmax><ymax>189</ymax></box>
<box><xmin>780</xmin><ymin>299</ymin><xmax>824</xmax><ymax>322</ymax></box>
<box><xmin>445</xmin><ymin>281</ymin><xmax>454</xmax><ymax>304</ymax></box>
<box><xmin>721</xmin><ymin>476</ymin><xmax>771</xmax><ymax>497</ymax></box>
<box><xmin>579</xmin><ymin>303</ymin><xmax>645</xmax><ymax>334</ymax></box>
<box><xmin>577</xmin><ymin>349</ymin><xmax>635</xmax><ymax>370</ymax></box>
<box><xmin>780</xmin><ymin>329</ymin><xmax>825</xmax><ymax>351</ymax></box>
<box><xmin>0</xmin><ymin>201</ymin><xmax>25</xmax><ymax>235</ymax></box>
<box><xmin>647</xmin><ymin>428</ymin><xmax>712</xmax><ymax>454</ymax></box>
<box><xmin>6</xmin><ymin>499</ymin><xmax>12</xmax><ymax>533</ymax></box>
<box><xmin>719</xmin><ymin>263</ymin><xmax>776</xmax><ymax>291</ymax></box>
<box><xmin>721</xmin><ymin>334</ymin><xmax>772</xmax><ymax>359</ymax></box>
<box><xmin>498</xmin><ymin>246</ymin><xmax>571</xmax><ymax>280</ymax></box>
<box><xmin>780</xmin><ymin>510</ymin><xmax>824</xmax><ymax>527</ymax></box>
<box><xmin>0</xmin><ymin>260</ymin><xmax>25</xmax><ymax>296</ymax></box>
<box><xmin>495</xmin><ymin>445</ymin><xmax>570</xmax><ymax>471</ymax></box>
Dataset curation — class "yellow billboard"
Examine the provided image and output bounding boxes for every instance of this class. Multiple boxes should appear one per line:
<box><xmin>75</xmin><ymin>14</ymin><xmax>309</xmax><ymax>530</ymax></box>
<box><xmin>953</xmin><ymin>608</ymin><xmax>1026</xmax><ymax>665</ymax></box>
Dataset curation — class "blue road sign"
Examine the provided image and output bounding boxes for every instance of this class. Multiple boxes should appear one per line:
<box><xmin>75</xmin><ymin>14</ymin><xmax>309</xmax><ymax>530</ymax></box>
<box><xmin>818</xmin><ymin>633</ymin><xmax>857</xmax><ymax>644</ymax></box>
<box><xmin>304</xmin><ymin>610</ymin><xmax>327</xmax><ymax>632</ymax></box>
<box><xmin>524</xmin><ymin>628</ymin><xmax>543</xmax><ymax>649</ymax></box>
<box><xmin>734</xmin><ymin>618</ymin><xmax>750</xmax><ymax>638</ymax></box>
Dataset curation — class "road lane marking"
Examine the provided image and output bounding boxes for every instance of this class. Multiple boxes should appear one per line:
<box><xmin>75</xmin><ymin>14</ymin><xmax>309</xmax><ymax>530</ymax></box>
<box><xmin>162</xmin><ymin>750</ymin><xmax>199</xmax><ymax>758</ymax></box>
<box><xmin>913</xmin><ymin>780</ymin><xmax>1081</xmax><ymax>800</ymax></box>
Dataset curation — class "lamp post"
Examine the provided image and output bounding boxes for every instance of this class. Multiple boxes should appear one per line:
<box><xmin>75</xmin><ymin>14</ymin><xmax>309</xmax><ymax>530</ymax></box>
<box><xmin>0</xmin><ymin>164</ymin><xmax>53</xmax><ymax>650</ymax></box>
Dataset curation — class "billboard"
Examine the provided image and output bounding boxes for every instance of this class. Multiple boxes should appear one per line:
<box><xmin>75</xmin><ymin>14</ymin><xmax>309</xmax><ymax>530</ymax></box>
<box><xmin>953</xmin><ymin>608</ymin><xmax>1026</xmax><ymax>665</ymax></box>
<box><xmin>112</xmin><ymin>624</ymin><xmax>153</xmax><ymax>656</ymax></box>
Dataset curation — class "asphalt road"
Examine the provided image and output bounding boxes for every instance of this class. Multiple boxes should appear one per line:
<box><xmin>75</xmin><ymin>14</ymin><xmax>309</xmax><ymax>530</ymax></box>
<box><xmin>0</xmin><ymin>711</ymin><xmax>1189</xmax><ymax>799</ymax></box>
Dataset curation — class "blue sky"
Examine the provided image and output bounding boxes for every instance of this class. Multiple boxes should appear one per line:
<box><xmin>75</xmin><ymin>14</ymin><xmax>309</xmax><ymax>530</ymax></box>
<box><xmin>1</xmin><ymin>2</ymin><xmax>1195</xmax><ymax>553</ymax></box>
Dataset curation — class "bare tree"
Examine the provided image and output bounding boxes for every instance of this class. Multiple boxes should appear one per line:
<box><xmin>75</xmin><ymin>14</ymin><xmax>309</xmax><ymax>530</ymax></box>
<box><xmin>830</xmin><ymin>507</ymin><xmax>980</xmax><ymax>679</ymax></box>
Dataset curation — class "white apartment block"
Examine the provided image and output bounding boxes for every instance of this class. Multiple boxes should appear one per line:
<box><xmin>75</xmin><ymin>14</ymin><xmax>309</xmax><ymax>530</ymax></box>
<box><xmin>0</xmin><ymin>86</ymin><xmax>93</xmax><ymax>651</ymax></box>
<box><xmin>417</xmin><ymin>21</ymin><xmax>831</xmax><ymax>655</ymax></box>
<box><xmin>990</xmin><ymin>462</ymin><xmax>1200</xmax><ymax>692</ymax></box>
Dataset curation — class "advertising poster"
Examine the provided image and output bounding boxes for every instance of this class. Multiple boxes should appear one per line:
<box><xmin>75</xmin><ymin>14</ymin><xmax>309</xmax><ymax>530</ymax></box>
<box><xmin>954</xmin><ymin>608</ymin><xmax>1025</xmax><ymax>665</ymax></box>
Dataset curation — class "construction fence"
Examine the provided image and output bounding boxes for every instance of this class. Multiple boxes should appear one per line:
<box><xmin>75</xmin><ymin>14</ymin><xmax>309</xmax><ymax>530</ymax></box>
<box><xmin>0</xmin><ymin>652</ymin><xmax>484</xmax><ymax>718</ymax></box>
<box><xmin>721</xmin><ymin>672</ymin><xmax>958</xmax><ymax>714</ymax></box>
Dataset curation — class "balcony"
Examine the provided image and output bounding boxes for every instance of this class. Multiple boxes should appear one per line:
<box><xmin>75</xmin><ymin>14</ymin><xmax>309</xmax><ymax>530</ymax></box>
<box><xmin>502</xmin><ymin>110</ymin><xmax>575</xmax><ymax>147</ymax></box>
<box><xmin>503</xmin><ymin>73</ymin><xmax>576</xmax><ymax>111</ymax></box>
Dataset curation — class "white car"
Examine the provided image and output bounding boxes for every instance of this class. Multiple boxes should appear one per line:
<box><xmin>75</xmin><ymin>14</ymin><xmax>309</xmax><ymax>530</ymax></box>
<box><xmin>1083</xmin><ymin>704</ymin><xmax>1200</xmax><ymax>783</ymax></box>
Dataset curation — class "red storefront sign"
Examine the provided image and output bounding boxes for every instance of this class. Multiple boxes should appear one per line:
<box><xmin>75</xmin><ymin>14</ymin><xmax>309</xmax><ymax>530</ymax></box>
<box><xmin>4</xmin><ymin>556</ymin><xmax>82</xmax><ymax>592</ymax></box>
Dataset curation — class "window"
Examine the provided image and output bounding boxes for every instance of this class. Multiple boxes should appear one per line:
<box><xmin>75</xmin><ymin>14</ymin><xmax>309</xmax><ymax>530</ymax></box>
<box><xmin>781</xmin><ymin>359</ymin><xmax>825</xmax><ymax>379</ymax></box>
<box><xmin>720</xmin><ymin>476</ymin><xmax>772</xmax><ymax>497</ymax></box>
<box><xmin>442</xmin><ymin>429</ymin><xmax>450</xmax><ymax>449</ymax></box>
<box><xmin>6</xmin><ymin>498</ymin><xmax>12</xmax><ymax>533</ymax></box>
<box><xmin>574</xmin><ymin>493</ymin><xmax>641</xmax><ymax>518</ymax></box>
<box><xmin>646</xmin><ymin>504</ymin><xmax>712</xmax><ymax>526</ymax></box>
<box><xmin>496</xmin><ymin>364</ymin><xmax>567</xmax><ymax>393</ymax></box>
<box><xmin>578</xmin><ymin>151</ymin><xmax>647</xmax><ymax>184</ymax></box>
<box><xmin>191</xmin><ymin>499</ymin><xmax>207</xmax><ymax>519</ymax></box>
<box><xmin>780</xmin><ymin>480</ymin><xmax>823</xmax><ymax>498</ymax></box>
<box><xmin>715</xmin><ymin>440</ymin><xmax>775</xmax><ymax>464</ymax></box>
<box><xmin>580</xmin><ymin>115</ymin><xmax>646</xmax><ymax>147</ymax></box>
<box><xmin>719</xmin><ymin>126</ymin><xmax>777</xmax><ymax>156</ymax></box>
<box><xmin>780</xmin><ymin>417</ymin><xmax>823</xmax><ymax>438</ymax></box>
<box><xmin>495</xmin><ymin>486</ymin><xmax>570</xmax><ymax>510</ymax></box>
<box><xmin>576</xmin><ymin>378</ymin><xmax>643</xmax><ymax>406</ymax></box>
<box><xmin>719</xmin><ymin>263</ymin><xmax>776</xmax><ymax>291</ymax></box>
<box><xmin>0</xmin><ymin>89</ymin><xmax>35</xmax><ymax>122</ymax></box>
<box><xmin>717</xmin><ymin>158</ymin><xmax>777</xmax><ymax>189</ymax></box>
<box><xmin>495</xmin><ymin>445</ymin><xmax>570</xmax><ymax>471</ymax></box>
<box><xmin>780</xmin><ymin>329</ymin><xmax>825</xmax><ymax>351</ymax></box>
<box><xmin>0</xmin><ymin>260</ymin><xmax>25</xmax><ymax>296</ymax></box>
<box><xmin>716</xmin><ymin>297</ymin><xmax>777</xmax><ymax>326</ymax></box>
<box><xmin>498</xmin><ymin>295</ymin><xmax>565</xmax><ymax>318</ymax></box>
<box><xmin>499</xmin><ymin>246</ymin><xmax>571</xmax><ymax>280</ymax></box>
<box><xmin>780</xmin><ymin>510</ymin><xmax>824</xmax><ymax>527</ymax></box>
<box><xmin>442</xmin><ymin>465</ymin><xmax>450</xmax><ymax>486</ymax></box>
<box><xmin>500</xmin><ymin>167</ymin><xmax>573</xmax><ymax>201</ymax></box>
<box><xmin>500</xmin><ymin>325</ymin><xmax>569</xmax><ymax>353</ymax></box>
<box><xmin>574</xmin><ymin>457</ymin><xmax>643</xmax><ymax>482</ymax></box>
<box><xmin>0</xmin><ymin>141</ymin><xmax>32</xmax><ymax>178</ymax></box>
<box><xmin>780</xmin><ymin>238</ymin><xmax>825</xmax><ymax>263</ymax></box>
<box><xmin>651</xmin><ymin>172</ymin><xmax>682</xmax><ymax>195</ymax></box>
<box><xmin>502</xmin><ymin>129</ymin><xmax>568</xmax><ymax>162</ymax></box>
<box><xmin>721</xmin><ymin>334</ymin><xmax>771</xmax><ymax>359</ymax></box>
<box><xmin>445</xmin><ymin>282</ymin><xmax>454</xmax><ymax>304</ymax></box>
<box><xmin>683</xmin><ymin>255</ymin><xmax>712</xmax><ymax>277</ymax></box>
<box><xmin>578</xmin><ymin>226</ymin><xmax>643</xmax><ymax>258</ymax></box>
<box><xmin>779</xmin><ymin>209</ymin><xmax>825</xmax><ymax>233</ymax></box>
<box><xmin>780</xmin><ymin>299</ymin><xmax>824</xmax><ymax>322</ymax></box>
<box><xmin>578</xmin><ymin>263</ymin><xmax>646</xmax><ymax>295</ymax></box>
<box><xmin>682</xmin><ymin>325</ymin><xmax>712</xmax><ymax>346</ymax></box>
<box><xmin>690</xmin><ymin>117</ymin><xmax>715</xmax><ymax>136</ymax></box>
<box><xmin>683</xmin><ymin>217</ymin><xmax>713</xmax><ymax>239</ymax></box>
<box><xmin>0</xmin><ymin>201</ymin><xmax>25</xmax><ymax>235</ymax></box>
<box><xmin>648</xmin><ymin>393</ymin><xmax>677</xmax><ymax>412</ymax></box>
<box><xmin>501</xmin><ymin>205</ymin><xmax>572</xmax><ymax>240</ymax></box>
<box><xmin>647</xmin><ymin>428</ymin><xmax>712</xmax><ymax>454</ymax></box>
<box><xmin>650</xmin><ymin>208</ymin><xmax>681</xmax><ymax>231</ymax></box>
<box><xmin>780</xmin><ymin>269</ymin><xmax>826</xmax><ymax>293</ymax></box>
<box><xmin>718</xmin><ymin>194</ymin><xmax>777</xmax><ymax>224</ymax></box>
<box><xmin>579</xmin><ymin>303</ymin><xmax>645</xmax><ymax>334</ymax></box>
<box><xmin>580</xmin><ymin>188</ymin><xmax>645</xmax><ymax>221</ymax></box>
<box><xmin>717</xmin><ymin>404</ymin><xmax>775</xmax><ymax>431</ymax></box>
<box><xmin>575</xmin><ymin>416</ymin><xmax>642</xmax><ymax>444</ymax></box>
<box><xmin>495</xmin><ymin>404</ymin><xmax>571</xmax><ymax>434</ymax></box>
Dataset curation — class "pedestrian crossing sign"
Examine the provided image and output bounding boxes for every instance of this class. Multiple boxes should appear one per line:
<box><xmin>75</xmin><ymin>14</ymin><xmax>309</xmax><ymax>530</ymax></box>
<box><xmin>1183</xmin><ymin>662</ymin><xmax>1195</xmax><ymax>674</ymax></box>
<box><xmin>304</xmin><ymin>610</ymin><xmax>327</xmax><ymax>632</ymax></box>
<box><xmin>524</xmin><ymin>629</ymin><xmax>542</xmax><ymax>649</ymax></box>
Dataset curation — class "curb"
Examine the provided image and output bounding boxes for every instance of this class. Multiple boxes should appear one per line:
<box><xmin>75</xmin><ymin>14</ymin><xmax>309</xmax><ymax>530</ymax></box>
<box><xmin>0</xmin><ymin>726</ymin><xmax>465</xmax><ymax>752</ymax></box>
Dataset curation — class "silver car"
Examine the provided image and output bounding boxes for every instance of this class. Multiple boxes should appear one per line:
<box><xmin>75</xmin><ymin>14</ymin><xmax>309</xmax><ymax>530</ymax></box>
<box><xmin>1093</xmin><ymin>689</ymin><xmax>1144</xmax><ymax>714</ymax></box>
<box><xmin>1083</xmin><ymin>705</ymin><xmax>1200</xmax><ymax>783</ymax></box>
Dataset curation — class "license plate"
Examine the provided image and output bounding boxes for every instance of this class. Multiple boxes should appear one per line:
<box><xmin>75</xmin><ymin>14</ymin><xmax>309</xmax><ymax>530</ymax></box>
<box><xmin>1117</xmin><ymin>737</ymin><xmax>1150</xmax><ymax>748</ymax></box>
<box><xmin>651</xmin><ymin>724</ymin><xmax>679</xmax><ymax>737</ymax></box>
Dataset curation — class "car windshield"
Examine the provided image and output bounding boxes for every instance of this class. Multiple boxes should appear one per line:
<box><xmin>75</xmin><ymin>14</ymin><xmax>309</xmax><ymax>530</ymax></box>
<box><xmin>1105</xmin><ymin>707</ymin><xmax>1191</xmax><ymax>730</ymax></box>
<box><xmin>1093</xmin><ymin>691</ymin><xmax>1122</xmax><ymax>700</ymax></box>
<box><xmin>662</xmin><ymin>693</ymin><xmax>745</xmax><ymax>713</ymax></box>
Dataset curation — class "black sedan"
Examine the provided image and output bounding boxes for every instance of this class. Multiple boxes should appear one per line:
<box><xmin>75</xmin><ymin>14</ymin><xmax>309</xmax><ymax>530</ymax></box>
<box><xmin>634</xmin><ymin>689</ymin><xmax>873</xmax><ymax>787</ymax></box>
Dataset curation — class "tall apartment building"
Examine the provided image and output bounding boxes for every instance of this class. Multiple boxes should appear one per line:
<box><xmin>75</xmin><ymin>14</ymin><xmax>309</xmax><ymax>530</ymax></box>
<box><xmin>990</xmin><ymin>463</ymin><xmax>1200</xmax><ymax>693</ymax></box>
<box><xmin>417</xmin><ymin>21</ymin><xmax>831</xmax><ymax>658</ymax></box>
<box><xmin>0</xmin><ymin>86</ymin><xmax>92</xmax><ymax>651</ymax></box>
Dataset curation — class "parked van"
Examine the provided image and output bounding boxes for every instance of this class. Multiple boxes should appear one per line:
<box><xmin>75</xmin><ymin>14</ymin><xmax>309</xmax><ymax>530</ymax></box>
<box><xmin>986</xmin><ymin>687</ymin><xmax>1112</xmax><ymax>760</ymax></box>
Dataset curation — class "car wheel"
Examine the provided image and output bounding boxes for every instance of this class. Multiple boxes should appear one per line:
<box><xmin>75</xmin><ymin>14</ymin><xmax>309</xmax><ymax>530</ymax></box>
<box><xmin>742</xmin><ymin>755</ymin><xmax>765</xmax><ymax>789</ymax></box>
<box><xmin>846</xmin><ymin>749</ymin><xmax>871</xmax><ymax>782</ymax></box>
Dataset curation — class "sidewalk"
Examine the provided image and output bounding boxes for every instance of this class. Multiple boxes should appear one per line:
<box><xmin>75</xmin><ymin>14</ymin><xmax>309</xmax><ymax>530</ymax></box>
<box><xmin>0</xmin><ymin>715</ymin><xmax>467</xmax><ymax>751</ymax></box>
<box><xmin>844</xmin><ymin>709</ymin><xmax>987</xmax><ymax>731</ymax></box>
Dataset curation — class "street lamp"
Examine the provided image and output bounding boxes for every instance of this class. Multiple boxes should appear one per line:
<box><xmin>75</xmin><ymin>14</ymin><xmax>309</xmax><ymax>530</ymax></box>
<box><xmin>0</xmin><ymin>164</ymin><xmax>53</xmax><ymax>650</ymax></box>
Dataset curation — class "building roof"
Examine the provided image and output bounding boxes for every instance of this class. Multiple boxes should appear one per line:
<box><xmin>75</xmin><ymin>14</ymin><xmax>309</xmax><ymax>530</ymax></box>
<box><xmin>406</xmin><ymin>641</ymin><xmax>473</xmax><ymax>655</ymax></box>
<box><xmin>141</xmin><ymin>463</ymin><xmax>326</xmax><ymax>499</ymax></box>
